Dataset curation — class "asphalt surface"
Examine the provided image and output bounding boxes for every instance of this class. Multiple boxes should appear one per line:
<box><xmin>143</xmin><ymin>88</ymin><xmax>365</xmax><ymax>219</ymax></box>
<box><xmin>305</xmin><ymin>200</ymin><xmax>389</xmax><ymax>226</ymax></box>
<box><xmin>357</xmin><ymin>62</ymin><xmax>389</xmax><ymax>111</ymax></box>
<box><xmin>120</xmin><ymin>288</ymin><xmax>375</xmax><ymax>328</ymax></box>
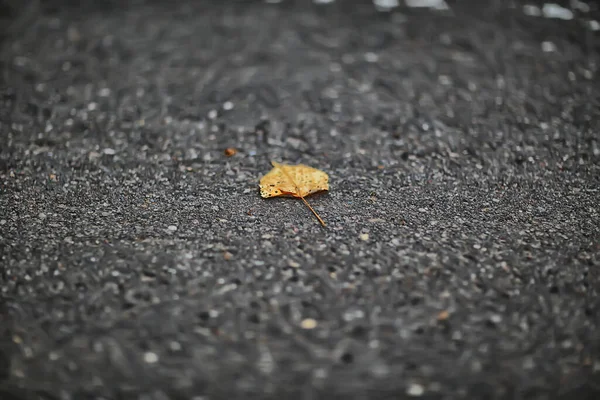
<box><xmin>1</xmin><ymin>0</ymin><xmax>600</xmax><ymax>399</ymax></box>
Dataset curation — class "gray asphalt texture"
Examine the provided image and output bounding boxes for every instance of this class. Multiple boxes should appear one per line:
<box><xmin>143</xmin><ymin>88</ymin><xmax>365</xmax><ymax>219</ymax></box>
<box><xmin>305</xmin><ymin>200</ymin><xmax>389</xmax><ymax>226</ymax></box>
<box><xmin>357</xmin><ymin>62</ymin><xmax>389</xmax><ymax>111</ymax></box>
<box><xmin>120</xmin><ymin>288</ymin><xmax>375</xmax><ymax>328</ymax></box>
<box><xmin>1</xmin><ymin>0</ymin><xmax>600</xmax><ymax>399</ymax></box>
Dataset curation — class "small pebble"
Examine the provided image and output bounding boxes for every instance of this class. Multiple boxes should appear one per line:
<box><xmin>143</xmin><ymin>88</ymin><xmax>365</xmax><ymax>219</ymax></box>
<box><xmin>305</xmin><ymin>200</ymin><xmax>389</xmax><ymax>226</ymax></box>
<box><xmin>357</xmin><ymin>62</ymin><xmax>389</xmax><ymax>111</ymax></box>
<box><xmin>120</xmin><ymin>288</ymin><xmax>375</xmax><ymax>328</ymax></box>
<box><xmin>523</xmin><ymin>5</ymin><xmax>541</xmax><ymax>16</ymax></box>
<box><xmin>437</xmin><ymin>310</ymin><xmax>450</xmax><ymax>321</ymax></box>
<box><xmin>373</xmin><ymin>0</ymin><xmax>399</xmax><ymax>10</ymax></box>
<box><xmin>407</xmin><ymin>383</ymin><xmax>425</xmax><ymax>396</ymax></box>
<box><xmin>144</xmin><ymin>352</ymin><xmax>159</xmax><ymax>364</ymax></box>
<box><xmin>364</xmin><ymin>52</ymin><xmax>379</xmax><ymax>63</ymax></box>
<box><xmin>438</xmin><ymin>75</ymin><xmax>451</xmax><ymax>85</ymax></box>
<box><xmin>571</xmin><ymin>0</ymin><xmax>589</xmax><ymax>12</ymax></box>
<box><xmin>102</xmin><ymin>148</ymin><xmax>116</xmax><ymax>155</ymax></box>
<box><xmin>167</xmin><ymin>225</ymin><xmax>177</xmax><ymax>232</ymax></box>
<box><xmin>542</xmin><ymin>41</ymin><xmax>556</xmax><ymax>52</ymax></box>
<box><xmin>523</xmin><ymin>356</ymin><xmax>535</xmax><ymax>370</ymax></box>
<box><xmin>542</xmin><ymin>3</ymin><xmax>573</xmax><ymax>20</ymax></box>
<box><xmin>405</xmin><ymin>0</ymin><xmax>448</xmax><ymax>10</ymax></box>
<box><xmin>300</xmin><ymin>318</ymin><xmax>318</xmax><ymax>329</ymax></box>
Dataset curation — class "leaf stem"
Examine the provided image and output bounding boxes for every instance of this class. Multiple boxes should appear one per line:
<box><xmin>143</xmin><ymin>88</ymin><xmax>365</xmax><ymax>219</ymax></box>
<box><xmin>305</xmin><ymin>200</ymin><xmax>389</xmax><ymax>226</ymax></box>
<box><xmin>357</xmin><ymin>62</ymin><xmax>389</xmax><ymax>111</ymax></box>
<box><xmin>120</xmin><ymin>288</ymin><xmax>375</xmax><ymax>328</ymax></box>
<box><xmin>300</xmin><ymin>195</ymin><xmax>326</xmax><ymax>226</ymax></box>
<box><xmin>274</xmin><ymin>161</ymin><xmax>326</xmax><ymax>227</ymax></box>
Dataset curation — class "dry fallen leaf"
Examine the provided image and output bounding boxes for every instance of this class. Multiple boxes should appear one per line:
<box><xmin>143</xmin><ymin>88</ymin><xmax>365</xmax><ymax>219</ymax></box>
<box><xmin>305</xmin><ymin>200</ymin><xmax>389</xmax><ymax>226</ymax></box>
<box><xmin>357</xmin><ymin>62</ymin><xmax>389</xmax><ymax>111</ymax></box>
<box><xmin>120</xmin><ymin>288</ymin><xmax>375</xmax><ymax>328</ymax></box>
<box><xmin>259</xmin><ymin>161</ymin><xmax>329</xmax><ymax>226</ymax></box>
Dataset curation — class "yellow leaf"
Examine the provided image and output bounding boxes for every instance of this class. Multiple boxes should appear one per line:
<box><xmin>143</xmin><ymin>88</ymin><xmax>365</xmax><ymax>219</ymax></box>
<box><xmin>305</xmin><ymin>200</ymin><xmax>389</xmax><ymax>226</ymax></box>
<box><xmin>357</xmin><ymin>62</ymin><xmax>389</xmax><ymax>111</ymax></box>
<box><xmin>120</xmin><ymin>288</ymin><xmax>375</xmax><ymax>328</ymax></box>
<box><xmin>259</xmin><ymin>161</ymin><xmax>329</xmax><ymax>226</ymax></box>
